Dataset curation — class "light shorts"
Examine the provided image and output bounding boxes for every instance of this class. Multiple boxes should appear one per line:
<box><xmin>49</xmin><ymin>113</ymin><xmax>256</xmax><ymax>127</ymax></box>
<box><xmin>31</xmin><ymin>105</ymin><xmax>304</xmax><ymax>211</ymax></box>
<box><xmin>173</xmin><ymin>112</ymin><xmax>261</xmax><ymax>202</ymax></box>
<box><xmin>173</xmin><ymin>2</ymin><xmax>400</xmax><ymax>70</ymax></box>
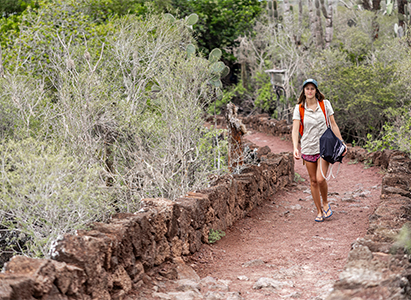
<box><xmin>301</xmin><ymin>153</ymin><xmax>320</xmax><ymax>163</ymax></box>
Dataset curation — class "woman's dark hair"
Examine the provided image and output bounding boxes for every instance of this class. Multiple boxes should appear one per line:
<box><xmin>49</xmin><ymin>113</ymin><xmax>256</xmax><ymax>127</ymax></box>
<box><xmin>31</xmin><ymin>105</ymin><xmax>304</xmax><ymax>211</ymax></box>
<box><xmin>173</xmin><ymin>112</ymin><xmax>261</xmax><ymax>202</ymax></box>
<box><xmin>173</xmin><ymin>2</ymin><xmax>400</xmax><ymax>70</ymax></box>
<box><xmin>297</xmin><ymin>84</ymin><xmax>325</xmax><ymax>105</ymax></box>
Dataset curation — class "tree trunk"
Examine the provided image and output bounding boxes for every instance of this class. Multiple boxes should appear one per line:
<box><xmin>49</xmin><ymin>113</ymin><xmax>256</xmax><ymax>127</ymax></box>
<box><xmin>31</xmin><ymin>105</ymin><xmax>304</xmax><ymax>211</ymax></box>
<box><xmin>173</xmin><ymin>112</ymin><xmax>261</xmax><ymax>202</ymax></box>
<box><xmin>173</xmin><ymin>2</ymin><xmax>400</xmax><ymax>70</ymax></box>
<box><xmin>225</xmin><ymin>103</ymin><xmax>246</xmax><ymax>172</ymax></box>
<box><xmin>296</xmin><ymin>0</ymin><xmax>303</xmax><ymax>46</ymax></box>
<box><xmin>372</xmin><ymin>15</ymin><xmax>380</xmax><ymax>40</ymax></box>
<box><xmin>315</xmin><ymin>0</ymin><xmax>324</xmax><ymax>49</ymax></box>
<box><xmin>362</xmin><ymin>0</ymin><xmax>372</xmax><ymax>10</ymax></box>
<box><xmin>241</xmin><ymin>62</ymin><xmax>247</xmax><ymax>89</ymax></box>
<box><xmin>372</xmin><ymin>0</ymin><xmax>381</xmax><ymax>10</ymax></box>
<box><xmin>308</xmin><ymin>0</ymin><xmax>317</xmax><ymax>45</ymax></box>
<box><xmin>283</xmin><ymin>0</ymin><xmax>293</xmax><ymax>31</ymax></box>
<box><xmin>320</xmin><ymin>0</ymin><xmax>333</xmax><ymax>48</ymax></box>
<box><xmin>398</xmin><ymin>0</ymin><xmax>406</xmax><ymax>28</ymax></box>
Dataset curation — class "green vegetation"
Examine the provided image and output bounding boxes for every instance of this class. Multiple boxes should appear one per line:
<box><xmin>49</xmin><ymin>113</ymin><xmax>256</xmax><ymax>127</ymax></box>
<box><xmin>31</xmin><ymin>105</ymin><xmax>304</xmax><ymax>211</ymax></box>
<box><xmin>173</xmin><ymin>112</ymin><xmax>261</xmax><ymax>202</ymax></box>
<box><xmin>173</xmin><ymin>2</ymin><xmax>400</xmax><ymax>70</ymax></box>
<box><xmin>394</xmin><ymin>224</ymin><xmax>411</xmax><ymax>254</ymax></box>
<box><xmin>1</xmin><ymin>0</ymin><xmax>411</xmax><ymax>259</ymax></box>
<box><xmin>208</xmin><ymin>229</ymin><xmax>226</xmax><ymax>244</ymax></box>
<box><xmin>294</xmin><ymin>173</ymin><xmax>305</xmax><ymax>183</ymax></box>
<box><xmin>0</xmin><ymin>1</ymin><xmax>229</xmax><ymax>257</ymax></box>
<box><xmin>169</xmin><ymin>0</ymin><xmax>263</xmax><ymax>60</ymax></box>
<box><xmin>227</xmin><ymin>4</ymin><xmax>411</xmax><ymax>155</ymax></box>
<box><xmin>0</xmin><ymin>138</ymin><xmax>113</xmax><ymax>257</ymax></box>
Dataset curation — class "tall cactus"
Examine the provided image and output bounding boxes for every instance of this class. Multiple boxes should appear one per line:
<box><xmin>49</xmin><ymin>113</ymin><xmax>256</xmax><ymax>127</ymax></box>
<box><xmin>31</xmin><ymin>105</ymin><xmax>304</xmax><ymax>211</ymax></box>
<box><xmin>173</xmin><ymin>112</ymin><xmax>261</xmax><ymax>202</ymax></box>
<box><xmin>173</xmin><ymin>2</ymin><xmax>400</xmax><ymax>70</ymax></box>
<box><xmin>267</xmin><ymin>0</ymin><xmax>280</xmax><ymax>24</ymax></box>
<box><xmin>314</xmin><ymin>0</ymin><xmax>324</xmax><ymax>48</ymax></box>
<box><xmin>386</xmin><ymin>0</ymin><xmax>393</xmax><ymax>15</ymax></box>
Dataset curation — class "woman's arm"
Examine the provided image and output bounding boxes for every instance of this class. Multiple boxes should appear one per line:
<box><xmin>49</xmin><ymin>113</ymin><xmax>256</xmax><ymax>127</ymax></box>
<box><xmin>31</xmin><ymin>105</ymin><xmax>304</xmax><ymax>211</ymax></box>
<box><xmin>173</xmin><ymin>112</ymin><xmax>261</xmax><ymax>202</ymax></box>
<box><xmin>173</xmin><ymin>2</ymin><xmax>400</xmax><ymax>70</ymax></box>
<box><xmin>329</xmin><ymin>114</ymin><xmax>347</xmax><ymax>156</ymax></box>
<box><xmin>292</xmin><ymin>119</ymin><xmax>301</xmax><ymax>159</ymax></box>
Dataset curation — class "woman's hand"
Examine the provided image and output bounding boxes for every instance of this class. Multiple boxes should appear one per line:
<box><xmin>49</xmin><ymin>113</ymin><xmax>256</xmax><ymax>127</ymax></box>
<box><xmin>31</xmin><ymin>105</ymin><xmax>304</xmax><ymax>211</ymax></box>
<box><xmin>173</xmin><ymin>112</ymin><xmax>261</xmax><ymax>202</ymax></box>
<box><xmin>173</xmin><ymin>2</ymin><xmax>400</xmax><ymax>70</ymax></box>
<box><xmin>342</xmin><ymin>143</ymin><xmax>348</xmax><ymax>157</ymax></box>
<box><xmin>294</xmin><ymin>148</ymin><xmax>301</xmax><ymax>160</ymax></box>
<box><xmin>292</xmin><ymin>119</ymin><xmax>301</xmax><ymax>160</ymax></box>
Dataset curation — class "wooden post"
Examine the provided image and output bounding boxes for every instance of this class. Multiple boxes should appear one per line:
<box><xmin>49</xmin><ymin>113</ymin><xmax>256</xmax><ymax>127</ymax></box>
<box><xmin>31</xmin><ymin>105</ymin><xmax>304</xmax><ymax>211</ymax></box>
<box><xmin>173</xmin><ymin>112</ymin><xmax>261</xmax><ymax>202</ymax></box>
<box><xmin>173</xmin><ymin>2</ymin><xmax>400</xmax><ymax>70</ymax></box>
<box><xmin>225</xmin><ymin>103</ymin><xmax>247</xmax><ymax>172</ymax></box>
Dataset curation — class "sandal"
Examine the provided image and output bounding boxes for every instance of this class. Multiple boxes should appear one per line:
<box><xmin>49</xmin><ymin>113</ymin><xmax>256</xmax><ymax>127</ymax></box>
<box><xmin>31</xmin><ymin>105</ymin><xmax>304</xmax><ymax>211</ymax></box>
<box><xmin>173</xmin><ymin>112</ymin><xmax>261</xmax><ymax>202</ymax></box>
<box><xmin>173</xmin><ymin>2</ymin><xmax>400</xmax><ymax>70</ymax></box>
<box><xmin>323</xmin><ymin>204</ymin><xmax>333</xmax><ymax>219</ymax></box>
<box><xmin>315</xmin><ymin>215</ymin><xmax>324</xmax><ymax>222</ymax></box>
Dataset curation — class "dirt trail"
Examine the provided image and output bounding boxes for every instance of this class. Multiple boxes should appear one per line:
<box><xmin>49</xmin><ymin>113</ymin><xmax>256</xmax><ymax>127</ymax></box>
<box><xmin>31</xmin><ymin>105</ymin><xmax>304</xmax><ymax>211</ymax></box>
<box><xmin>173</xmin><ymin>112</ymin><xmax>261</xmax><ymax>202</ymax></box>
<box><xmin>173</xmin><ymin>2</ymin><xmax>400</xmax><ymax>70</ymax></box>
<box><xmin>191</xmin><ymin>131</ymin><xmax>384</xmax><ymax>300</ymax></box>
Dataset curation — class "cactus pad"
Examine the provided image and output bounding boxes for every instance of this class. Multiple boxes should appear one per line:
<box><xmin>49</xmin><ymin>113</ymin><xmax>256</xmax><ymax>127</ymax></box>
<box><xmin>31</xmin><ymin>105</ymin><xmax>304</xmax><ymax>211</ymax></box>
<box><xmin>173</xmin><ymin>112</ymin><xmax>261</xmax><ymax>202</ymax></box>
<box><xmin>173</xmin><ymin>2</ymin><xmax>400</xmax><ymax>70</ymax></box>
<box><xmin>164</xmin><ymin>13</ymin><xmax>176</xmax><ymax>23</ymax></box>
<box><xmin>209</xmin><ymin>48</ymin><xmax>222</xmax><ymax>63</ymax></box>
<box><xmin>186</xmin><ymin>44</ymin><xmax>196</xmax><ymax>58</ymax></box>
<box><xmin>186</xmin><ymin>13</ymin><xmax>199</xmax><ymax>26</ymax></box>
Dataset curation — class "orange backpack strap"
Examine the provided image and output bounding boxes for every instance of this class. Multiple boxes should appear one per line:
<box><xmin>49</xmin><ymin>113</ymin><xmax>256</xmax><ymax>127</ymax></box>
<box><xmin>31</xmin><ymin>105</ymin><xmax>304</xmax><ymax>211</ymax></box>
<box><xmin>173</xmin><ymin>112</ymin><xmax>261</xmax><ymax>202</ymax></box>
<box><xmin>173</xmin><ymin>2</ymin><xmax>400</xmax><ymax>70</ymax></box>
<box><xmin>299</xmin><ymin>101</ymin><xmax>328</xmax><ymax>137</ymax></box>
<box><xmin>318</xmin><ymin>100</ymin><xmax>329</xmax><ymax>127</ymax></box>
<box><xmin>299</xmin><ymin>104</ymin><xmax>305</xmax><ymax>136</ymax></box>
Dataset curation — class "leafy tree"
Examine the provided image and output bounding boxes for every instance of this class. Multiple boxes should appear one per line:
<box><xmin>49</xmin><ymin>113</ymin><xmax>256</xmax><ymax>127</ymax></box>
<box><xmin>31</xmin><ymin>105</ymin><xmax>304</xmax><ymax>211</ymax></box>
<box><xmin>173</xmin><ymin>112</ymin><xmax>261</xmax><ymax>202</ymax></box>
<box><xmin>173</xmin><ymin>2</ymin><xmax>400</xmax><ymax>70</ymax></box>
<box><xmin>318</xmin><ymin>63</ymin><xmax>398</xmax><ymax>144</ymax></box>
<box><xmin>0</xmin><ymin>0</ymin><xmax>35</xmax><ymax>17</ymax></box>
<box><xmin>169</xmin><ymin>0</ymin><xmax>263</xmax><ymax>60</ymax></box>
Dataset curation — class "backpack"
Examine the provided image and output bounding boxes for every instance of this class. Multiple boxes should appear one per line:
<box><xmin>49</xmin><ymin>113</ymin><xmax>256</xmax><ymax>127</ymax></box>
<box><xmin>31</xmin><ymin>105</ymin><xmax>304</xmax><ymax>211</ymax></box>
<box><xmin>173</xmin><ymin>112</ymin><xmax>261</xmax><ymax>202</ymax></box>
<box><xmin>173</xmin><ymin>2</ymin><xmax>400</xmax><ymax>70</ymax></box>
<box><xmin>320</xmin><ymin>128</ymin><xmax>346</xmax><ymax>164</ymax></box>
<box><xmin>300</xmin><ymin>100</ymin><xmax>345</xmax><ymax>180</ymax></box>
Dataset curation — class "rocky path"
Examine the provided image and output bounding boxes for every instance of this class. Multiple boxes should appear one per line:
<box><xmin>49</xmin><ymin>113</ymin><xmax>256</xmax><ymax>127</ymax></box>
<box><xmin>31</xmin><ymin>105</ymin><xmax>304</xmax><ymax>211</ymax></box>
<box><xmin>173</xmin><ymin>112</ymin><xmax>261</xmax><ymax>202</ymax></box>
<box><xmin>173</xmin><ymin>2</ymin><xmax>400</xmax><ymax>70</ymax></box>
<box><xmin>190</xmin><ymin>131</ymin><xmax>383</xmax><ymax>300</ymax></box>
<box><xmin>142</xmin><ymin>131</ymin><xmax>384</xmax><ymax>300</ymax></box>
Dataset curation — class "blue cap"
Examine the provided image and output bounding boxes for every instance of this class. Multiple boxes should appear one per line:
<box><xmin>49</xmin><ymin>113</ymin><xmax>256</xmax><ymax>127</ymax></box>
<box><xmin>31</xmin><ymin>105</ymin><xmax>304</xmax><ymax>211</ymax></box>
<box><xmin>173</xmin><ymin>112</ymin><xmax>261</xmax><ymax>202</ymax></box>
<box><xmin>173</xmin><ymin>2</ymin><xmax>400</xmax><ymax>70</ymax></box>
<box><xmin>303</xmin><ymin>78</ymin><xmax>318</xmax><ymax>89</ymax></box>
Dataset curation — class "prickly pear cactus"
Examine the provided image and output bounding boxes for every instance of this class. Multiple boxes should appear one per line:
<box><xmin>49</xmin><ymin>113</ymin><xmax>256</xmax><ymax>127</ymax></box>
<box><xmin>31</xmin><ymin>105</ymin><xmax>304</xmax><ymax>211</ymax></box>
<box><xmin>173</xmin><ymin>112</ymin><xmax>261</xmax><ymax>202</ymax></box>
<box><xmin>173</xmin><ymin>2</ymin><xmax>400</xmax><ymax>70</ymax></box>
<box><xmin>208</xmin><ymin>48</ymin><xmax>230</xmax><ymax>88</ymax></box>
<box><xmin>164</xmin><ymin>13</ymin><xmax>176</xmax><ymax>23</ymax></box>
<box><xmin>162</xmin><ymin>13</ymin><xmax>229</xmax><ymax>89</ymax></box>
<box><xmin>185</xmin><ymin>13</ymin><xmax>199</xmax><ymax>31</ymax></box>
<box><xmin>186</xmin><ymin>44</ymin><xmax>196</xmax><ymax>58</ymax></box>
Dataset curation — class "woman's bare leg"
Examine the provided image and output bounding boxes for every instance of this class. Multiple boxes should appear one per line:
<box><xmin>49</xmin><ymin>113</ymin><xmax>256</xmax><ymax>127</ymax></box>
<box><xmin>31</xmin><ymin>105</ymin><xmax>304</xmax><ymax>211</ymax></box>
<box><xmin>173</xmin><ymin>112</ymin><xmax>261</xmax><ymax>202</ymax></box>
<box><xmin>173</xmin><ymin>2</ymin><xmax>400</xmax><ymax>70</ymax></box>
<box><xmin>317</xmin><ymin>158</ymin><xmax>331</xmax><ymax>217</ymax></box>
<box><xmin>305</xmin><ymin>161</ymin><xmax>323</xmax><ymax>218</ymax></box>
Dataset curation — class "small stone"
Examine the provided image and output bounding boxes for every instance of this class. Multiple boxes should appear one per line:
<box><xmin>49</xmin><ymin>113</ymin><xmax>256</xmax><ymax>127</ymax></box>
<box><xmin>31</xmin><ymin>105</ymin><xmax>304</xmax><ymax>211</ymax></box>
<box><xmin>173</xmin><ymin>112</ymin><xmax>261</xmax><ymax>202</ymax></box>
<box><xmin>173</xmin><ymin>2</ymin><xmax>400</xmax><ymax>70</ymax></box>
<box><xmin>133</xmin><ymin>280</ymin><xmax>144</xmax><ymax>290</ymax></box>
<box><xmin>242</xmin><ymin>259</ymin><xmax>265</xmax><ymax>267</ymax></box>
<box><xmin>209</xmin><ymin>283</ymin><xmax>229</xmax><ymax>292</ymax></box>
<box><xmin>201</xmin><ymin>276</ymin><xmax>217</xmax><ymax>286</ymax></box>
<box><xmin>237</xmin><ymin>275</ymin><xmax>249</xmax><ymax>281</ymax></box>
<box><xmin>152</xmin><ymin>292</ymin><xmax>172</xmax><ymax>300</ymax></box>
<box><xmin>341</xmin><ymin>197</ymin><xmax>358</xmax><ymax>203</ymax></box>
<box><xmin>142</xmin><ymin>274</ymin><xmax>152</xmax><ymax>285</ymax></box>
<box><xmin>176</xmin><ymin>279</ymin><xmax>201</xmax><ymax>292</ymax></box>
<box><xmin>168</xmin><ymin>290</ymin><xmax>203</xmax><ymax>300</ymax></box>
<box><xmin>348</xmin><ymin>245</ymin><xmax>373</xmax><ymax>262</ymax></box>
<box><xmin>253</xmin><ymin>277</ymin><xmax>283</xmax><ymax>289</ymax></box>
<box><xmin>218</xmin><ymin>279</ymin><xmax>231</xmax><ymax>286</ymax></box>
<box><xmin>290</xmin><ymin>291</ymin><xmax>302</xmax><ymax>298</ymax></box>
<box><xmin>226</xmin><ymin>292</ymin><xmax>244</xmax><ymax>300</ymax></box>
<box><xmin>205</xmin><ymin>291</ymin><xmax>225</xmax><ymax>300</ymax></box>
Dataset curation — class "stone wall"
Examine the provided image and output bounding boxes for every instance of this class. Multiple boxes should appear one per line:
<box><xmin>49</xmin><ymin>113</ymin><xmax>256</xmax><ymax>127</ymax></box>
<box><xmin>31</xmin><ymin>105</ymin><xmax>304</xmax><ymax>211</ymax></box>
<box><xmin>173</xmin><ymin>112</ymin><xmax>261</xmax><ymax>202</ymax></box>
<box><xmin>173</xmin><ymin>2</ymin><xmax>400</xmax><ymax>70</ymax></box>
<box><xmin>206</xmin><ymin>114</ymin><xmax>292</xmax><ymax>138</ymax></box>
<box><xmin>0</xmin><ymin>140</ymin><xmax>294</xmax><ymax>300</ymax></box>
<box><xmin>327</xmin><ymin>149</ymin><xmax>411</xmax><ymax>299</ymax></box>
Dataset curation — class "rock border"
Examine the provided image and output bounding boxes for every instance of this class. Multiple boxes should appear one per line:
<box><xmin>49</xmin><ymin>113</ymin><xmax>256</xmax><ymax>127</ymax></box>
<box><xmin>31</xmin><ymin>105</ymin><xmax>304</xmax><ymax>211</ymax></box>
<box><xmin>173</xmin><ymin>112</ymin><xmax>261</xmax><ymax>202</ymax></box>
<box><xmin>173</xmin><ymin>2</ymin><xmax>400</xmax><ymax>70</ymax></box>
<box><xmin>0</xmin><ymin>129</ymin><xmax>294</xmax><ymax>299</ymax></box>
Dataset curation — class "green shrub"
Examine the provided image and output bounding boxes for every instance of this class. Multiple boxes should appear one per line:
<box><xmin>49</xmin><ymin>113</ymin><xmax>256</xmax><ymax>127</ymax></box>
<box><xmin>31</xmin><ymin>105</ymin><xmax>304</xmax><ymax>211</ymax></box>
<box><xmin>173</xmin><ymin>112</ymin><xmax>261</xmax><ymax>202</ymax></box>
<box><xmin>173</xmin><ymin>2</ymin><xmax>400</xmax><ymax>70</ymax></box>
<box><xmin>0</xmin><ymin>138</ymin><xmax>114</xmax><ymax>257</ymax></box>
<box><xmin>208</xmin><ymin>229</ymin><xmax>226</xmax><ymax>244</ymax></box>
<box><xmin>365</xmin><ymin>107</ymin><xmax>411</xmax><ymax>156</ymax></box>
<box><xmin>318</xmin><ymin>63</ymin><xmax>398</xmax><ymax>144</ymax></box>
<box><xmin>394</xmin><ymin>224</ymin><xmax>411</xmax><ymax>254</ymax></box>
<box><xmin>0</xmin><ymin>5</ymin><xmax>229</xmax><ymax>259</ymax></box>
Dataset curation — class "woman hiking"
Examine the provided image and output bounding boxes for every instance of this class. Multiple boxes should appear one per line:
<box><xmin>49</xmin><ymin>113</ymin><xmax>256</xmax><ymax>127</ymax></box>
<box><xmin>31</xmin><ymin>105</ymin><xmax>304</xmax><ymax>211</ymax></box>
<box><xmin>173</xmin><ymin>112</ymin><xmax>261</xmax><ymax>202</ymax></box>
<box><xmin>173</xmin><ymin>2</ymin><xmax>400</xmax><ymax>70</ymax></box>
<box><xmin>292</xmin><ymin>79</ymin><xmax>347</xmax><ymax>222</ymax></box>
